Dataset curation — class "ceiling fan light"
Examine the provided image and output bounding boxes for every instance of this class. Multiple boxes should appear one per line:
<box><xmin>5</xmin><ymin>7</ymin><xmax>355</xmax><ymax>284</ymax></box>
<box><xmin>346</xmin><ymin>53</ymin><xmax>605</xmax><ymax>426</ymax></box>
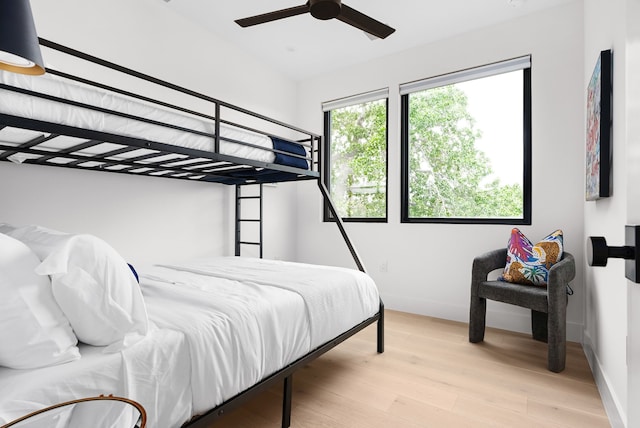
<box><xmin>0</xmin><ymin>0</ymin><xmax>45</xmax><ymax>75</ymax></box>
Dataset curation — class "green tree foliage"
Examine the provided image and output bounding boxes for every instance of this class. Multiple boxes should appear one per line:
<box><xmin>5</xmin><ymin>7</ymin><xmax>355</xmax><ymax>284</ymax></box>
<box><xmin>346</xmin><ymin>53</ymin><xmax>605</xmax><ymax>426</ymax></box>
<box><xmin>407</xmin><ymin>86</ymin><xmax>522</xmax><ymax>218</ymax></box>
<box><xmin>329</xmin><ymin>86</ymin><xmax>523</xmax><ymax>219</ymax></box>
<box><xmin>330</xmin><ymin>99</ymin><xmax>387</xmax><ymax>218</ymax></box>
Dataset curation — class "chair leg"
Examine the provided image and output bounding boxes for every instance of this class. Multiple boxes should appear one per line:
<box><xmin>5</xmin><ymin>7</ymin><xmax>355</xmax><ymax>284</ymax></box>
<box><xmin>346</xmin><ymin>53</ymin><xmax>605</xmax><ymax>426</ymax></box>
<box><xmin>547</xmin><ymin>306</ymin><xmax>567</xmax><ymax>373</ymax></box>
<box><xmin>531</xmin><ymin>310</ymin><xmax>548</xmax><ymax>342</ymax></box>
<box><xmin>469</xmin><ymin>296</ymin><xmax>486</xmax><ymax>343</ymax></box>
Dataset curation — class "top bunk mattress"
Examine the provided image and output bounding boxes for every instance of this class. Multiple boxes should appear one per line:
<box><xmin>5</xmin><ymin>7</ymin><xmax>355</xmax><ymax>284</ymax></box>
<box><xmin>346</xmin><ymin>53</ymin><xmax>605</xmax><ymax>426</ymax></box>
<box><xmin>0</xmin><ymin>71</ymin><xmax>309</xmax><ymax>170</ymax></box>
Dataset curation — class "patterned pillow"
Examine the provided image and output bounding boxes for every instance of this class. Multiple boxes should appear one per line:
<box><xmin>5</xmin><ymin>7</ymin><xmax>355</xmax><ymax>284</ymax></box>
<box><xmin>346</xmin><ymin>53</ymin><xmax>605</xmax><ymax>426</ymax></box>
<box><xmin>499</xmin><ymin>228</ymin><xmax>564</xmax><ymax>286</ymax></box>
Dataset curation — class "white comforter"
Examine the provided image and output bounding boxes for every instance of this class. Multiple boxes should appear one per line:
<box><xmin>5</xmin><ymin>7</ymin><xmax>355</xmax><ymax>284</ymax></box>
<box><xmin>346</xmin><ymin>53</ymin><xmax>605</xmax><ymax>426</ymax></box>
<box><xmin>141</xmin><ymin>257</ymin><xmax>380</xmax><ymax>415</ymax></box>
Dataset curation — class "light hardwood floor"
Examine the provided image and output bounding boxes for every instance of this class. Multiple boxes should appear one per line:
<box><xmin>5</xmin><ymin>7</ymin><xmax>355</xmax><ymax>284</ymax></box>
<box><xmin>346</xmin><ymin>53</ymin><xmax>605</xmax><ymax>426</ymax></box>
<box><xmin>210</xmin><ymin>310</ymin><xmax>610</xmax><ymax>427</ymax></box>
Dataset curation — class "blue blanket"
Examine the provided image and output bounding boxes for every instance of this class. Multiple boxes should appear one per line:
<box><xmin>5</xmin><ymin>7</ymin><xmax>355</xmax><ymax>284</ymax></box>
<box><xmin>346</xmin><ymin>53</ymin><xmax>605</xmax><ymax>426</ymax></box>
<box><xmin>270</xmin><ymin>137</ymin><xmax>309</xmax><ymax>170</ymax></box>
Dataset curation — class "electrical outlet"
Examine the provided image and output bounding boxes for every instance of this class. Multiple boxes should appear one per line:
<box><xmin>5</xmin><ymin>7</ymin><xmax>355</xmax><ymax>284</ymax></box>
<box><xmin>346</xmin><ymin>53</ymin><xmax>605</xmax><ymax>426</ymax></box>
<box><xmin>380</xmin><ymin>261</ymin><xmax>388</xmax><ymax>273</ymax></box>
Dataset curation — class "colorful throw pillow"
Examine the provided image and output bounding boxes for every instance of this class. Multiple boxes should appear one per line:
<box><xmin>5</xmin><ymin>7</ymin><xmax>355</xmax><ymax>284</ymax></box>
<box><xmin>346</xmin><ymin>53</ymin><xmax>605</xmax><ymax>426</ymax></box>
<box><xmin>499</xmin><ymin>228</ymin><xmax>564</xmax><ymax>286</ymax></box>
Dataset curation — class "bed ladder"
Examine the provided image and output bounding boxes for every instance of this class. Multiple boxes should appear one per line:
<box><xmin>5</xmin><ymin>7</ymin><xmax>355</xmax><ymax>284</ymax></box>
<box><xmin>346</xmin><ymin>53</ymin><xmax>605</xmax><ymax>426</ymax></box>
<box><xmin>235</xmin><ymin>183</ymin><xmax>263</xmax><ymax>258</ymax></box>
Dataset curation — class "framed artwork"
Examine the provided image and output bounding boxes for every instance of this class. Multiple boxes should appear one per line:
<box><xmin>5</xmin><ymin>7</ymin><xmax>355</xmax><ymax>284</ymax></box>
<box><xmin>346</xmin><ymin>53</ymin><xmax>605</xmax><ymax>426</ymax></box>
<box><xmin>586</xmin><ymin>49</ymin><xmax>612</xmax><ymax>201</ymax></box>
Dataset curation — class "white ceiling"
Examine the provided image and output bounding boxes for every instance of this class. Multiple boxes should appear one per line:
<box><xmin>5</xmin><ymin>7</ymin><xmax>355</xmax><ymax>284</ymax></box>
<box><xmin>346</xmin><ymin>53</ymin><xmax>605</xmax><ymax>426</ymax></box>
<box><xmin>162</xmin><ymin>0</ymin><xmax>575</xmax><ymax>81</ymax></box>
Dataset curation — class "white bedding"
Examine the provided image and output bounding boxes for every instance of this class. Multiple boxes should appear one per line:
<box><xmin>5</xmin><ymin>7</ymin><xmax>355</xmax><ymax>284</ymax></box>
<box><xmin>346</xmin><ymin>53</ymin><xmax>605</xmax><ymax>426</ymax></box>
<box><xmin>142</xmin><ymin>267</ymin><xmax>309</xmax><ymax>415</ymax></box>
<box><xmin>158</xmin><ymin>257</ymin><xmax>381</xmax><ymax>349</ymax></box>
<box><xmin>0</xmin><ymin>257</ymin><xmax>380</xmax><ymax>427</ymax></box>
<box><xmin>141</xmin><ymin>257</ymin><xmax>379</xmax><ymax>415</ymax></box>
<box><xmin>0</xmin><ymin>327</ymin><xmax>192</xmax><ymax>427</ymax></box>
<box><xmin>0</xmin><ymin>71</ymin><xmax>276</xmax><ymax>163</ymax></box>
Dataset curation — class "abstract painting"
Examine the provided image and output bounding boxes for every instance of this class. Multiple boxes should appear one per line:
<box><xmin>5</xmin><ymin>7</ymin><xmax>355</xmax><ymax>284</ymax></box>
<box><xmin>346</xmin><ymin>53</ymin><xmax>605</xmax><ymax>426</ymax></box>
<box><xmin>586</xmin><ymin>49</ymin><xmax>612</xmax><ymax>200</ymax></box>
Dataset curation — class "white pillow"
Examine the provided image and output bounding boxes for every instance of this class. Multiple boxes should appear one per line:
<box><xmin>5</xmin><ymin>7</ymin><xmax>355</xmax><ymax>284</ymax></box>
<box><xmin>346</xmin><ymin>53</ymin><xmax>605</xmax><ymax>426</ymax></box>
<box><xmin>5</xmin><ymin>225</ymin><xmax>149</xmax><ymax>350</ymax></box>
<box><xmin>0</xmin><ymin>233</ymin><xmax>80</xmax><ymax>369</ymax></box>
<box><xmin>1</xmin><ymin>223</ymin><xmax>68</xmax><ymax>260</ymax></box>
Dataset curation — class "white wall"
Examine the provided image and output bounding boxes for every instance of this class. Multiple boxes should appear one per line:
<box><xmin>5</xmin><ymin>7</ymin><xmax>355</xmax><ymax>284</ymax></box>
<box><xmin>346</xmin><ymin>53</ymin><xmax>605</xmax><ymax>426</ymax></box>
<box><xmin>30</xmin><ymin>0</ymin><xmax>297</xmax><ymax>118</ymax></box>
<box><xmin>295</xmin><ymin>1</ymin><xmax>586</xmax><ymax>341</ymax></box>
<box><xmin>582</xmin><ymin>0</ymin><xmax>629</xmax><ymax>426</ymax></box>
<box><xmin>0</xmin><ymin>162</ymin><xmax>228</xmax><ymax>268</ymax></box>
<box><xmin>0</xmin><ymin>0</ymin><xmax>300</xmax><ymax>266</ymax></box>
<box><xmin>626</xmin><ymin>2</ymin><xmax>640</xmax><ymax>425</ymax></box>
<box><xmin>583</xmin><ymin>0</ymin><xmax>640</xmax><ymax>427</ymax></box>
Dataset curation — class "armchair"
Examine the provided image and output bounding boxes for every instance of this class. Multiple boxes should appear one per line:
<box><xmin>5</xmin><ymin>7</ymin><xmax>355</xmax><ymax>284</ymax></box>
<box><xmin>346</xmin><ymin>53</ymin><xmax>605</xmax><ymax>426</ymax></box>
<box><xmin>469</xmin><ymin>248</ymin><xmax>576</xmax><ymax>372</ymax></box>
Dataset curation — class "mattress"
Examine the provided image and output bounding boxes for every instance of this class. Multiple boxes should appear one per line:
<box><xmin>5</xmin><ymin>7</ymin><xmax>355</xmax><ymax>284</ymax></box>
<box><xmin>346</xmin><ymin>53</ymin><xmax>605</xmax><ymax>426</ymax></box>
<box><xmin>0</xmin><ymin>327</ymin><xmax>193</xmax><ymax>428</ymax></box>
<box><xmin>0</xmin><ymin>71</ymin><xmax>308</xmax><ymax>168</ymax></box>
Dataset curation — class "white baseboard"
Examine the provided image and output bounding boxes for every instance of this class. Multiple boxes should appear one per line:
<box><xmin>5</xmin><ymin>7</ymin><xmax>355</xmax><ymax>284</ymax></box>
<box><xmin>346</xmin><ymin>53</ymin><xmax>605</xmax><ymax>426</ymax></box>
<box><xmin>582</xmin><ymin>333</ymin><xmax>626</xmax><ymax>428</ymax></box>
<box><xmin>382</xmin><ymin>293</ymin><xmax>583</xmax><ymax>342</ymax></box>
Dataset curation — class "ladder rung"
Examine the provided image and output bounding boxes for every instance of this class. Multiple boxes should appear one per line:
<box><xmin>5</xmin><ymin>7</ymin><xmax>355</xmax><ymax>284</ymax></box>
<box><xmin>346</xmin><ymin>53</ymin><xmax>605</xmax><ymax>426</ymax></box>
<box><xmin>236</xmin><ymin>183</ymin><xmax>263</xmax><ymax>258</ymax></box>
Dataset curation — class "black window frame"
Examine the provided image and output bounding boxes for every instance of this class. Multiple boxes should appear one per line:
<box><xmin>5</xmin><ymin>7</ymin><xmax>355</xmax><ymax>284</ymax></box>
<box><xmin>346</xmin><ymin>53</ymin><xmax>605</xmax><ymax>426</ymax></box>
<box><xmin>323</xmin><ymin>97</ymin><xmax>389</xmax><ymax>223</ymax></box>
<box><xmin>400</xmin><ymin>61</ymin><xmax>532</xmax><ymax>225</ymax></box>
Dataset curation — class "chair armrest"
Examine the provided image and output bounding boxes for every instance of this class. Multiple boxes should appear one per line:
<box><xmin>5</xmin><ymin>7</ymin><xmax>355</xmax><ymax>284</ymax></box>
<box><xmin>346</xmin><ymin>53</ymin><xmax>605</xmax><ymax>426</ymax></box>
<box><xmin>471</xmin><ymin>248</ymin><xmax>507</xmax><ymax>296</ymax></box>
<box><xmin>547</xmin><ymin>252</ymin><xmax>576</xmax><ymax>302</ymax></box>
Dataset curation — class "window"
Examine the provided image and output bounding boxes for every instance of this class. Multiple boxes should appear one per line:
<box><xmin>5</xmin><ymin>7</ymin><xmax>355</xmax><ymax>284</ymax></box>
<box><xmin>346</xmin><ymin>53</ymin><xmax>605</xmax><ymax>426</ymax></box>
<box><xmin>323</xmin><ymin>89</ymin><xmax>388</xmax><ymax>222</ymax></box>
<box><xmin>400</xmin><ymin>56</ymin><xmax>532</xmax><ymax>224</ymax></box>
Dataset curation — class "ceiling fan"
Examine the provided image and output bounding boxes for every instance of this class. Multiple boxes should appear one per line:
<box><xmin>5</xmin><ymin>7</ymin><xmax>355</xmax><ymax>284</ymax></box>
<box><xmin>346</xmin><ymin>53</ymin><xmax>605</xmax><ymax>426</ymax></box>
<box><xmin>235</xmin><ymin>0</ymin><xmax>396</xmax><ymax>40</ymax></box>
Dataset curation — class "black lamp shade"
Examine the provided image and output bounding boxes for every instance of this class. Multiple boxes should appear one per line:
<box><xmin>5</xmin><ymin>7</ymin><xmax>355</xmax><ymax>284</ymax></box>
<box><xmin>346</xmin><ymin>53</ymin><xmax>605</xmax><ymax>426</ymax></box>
<box><xmin>0</xmin><ymin>0</ymin><xmax>45</xmax><ymax>75</ymax></box>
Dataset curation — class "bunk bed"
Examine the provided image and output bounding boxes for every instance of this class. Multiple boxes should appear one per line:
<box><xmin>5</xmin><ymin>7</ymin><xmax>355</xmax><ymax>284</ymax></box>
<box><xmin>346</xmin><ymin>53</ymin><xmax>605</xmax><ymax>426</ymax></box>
<box><xmin>0</xmin><ymin>39</ymin><xmax>384</xmax><ymax>428</ymax></box>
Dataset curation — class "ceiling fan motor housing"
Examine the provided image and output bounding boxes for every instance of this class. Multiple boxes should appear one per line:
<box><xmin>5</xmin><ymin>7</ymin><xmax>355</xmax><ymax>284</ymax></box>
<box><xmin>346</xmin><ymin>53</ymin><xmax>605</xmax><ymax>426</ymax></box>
<box><xmin>310</xmin><ymin>0</ymin><xmax>342</xmax><ymax>20</ymax></box>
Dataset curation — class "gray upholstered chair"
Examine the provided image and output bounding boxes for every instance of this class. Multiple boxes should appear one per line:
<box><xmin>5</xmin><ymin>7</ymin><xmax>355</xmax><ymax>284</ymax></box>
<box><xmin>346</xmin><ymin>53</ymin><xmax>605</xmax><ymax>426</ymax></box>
<box><xmin>469</xmin><ymin>249</ymin><xmax>575</xmax><ymax>372</ymax></box>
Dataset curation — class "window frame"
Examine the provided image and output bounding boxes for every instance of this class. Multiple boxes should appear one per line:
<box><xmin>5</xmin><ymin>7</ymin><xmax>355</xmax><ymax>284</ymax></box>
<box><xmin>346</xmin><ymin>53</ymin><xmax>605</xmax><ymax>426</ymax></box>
<box><xmin>322</xmin><ymin>95</ymin><xmax>389</xmax><ymax>223</ymax></box>
<box><xmin>400</xmin><ymin>59</ymin><xmax>532</xmax><ymax>225</ymax></box>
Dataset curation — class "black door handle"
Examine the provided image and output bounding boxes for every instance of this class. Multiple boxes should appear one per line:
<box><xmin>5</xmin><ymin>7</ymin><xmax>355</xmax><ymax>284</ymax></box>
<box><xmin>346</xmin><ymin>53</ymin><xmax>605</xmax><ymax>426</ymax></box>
<box><xmin>587</xmin><ymin>236</ymin><xmax>635</xmax><ymax>266</ymax></box>
<box><xmin>587</xmin><ymin>225</ymin><xmax>640</xmax><ymax>282</ymax></box>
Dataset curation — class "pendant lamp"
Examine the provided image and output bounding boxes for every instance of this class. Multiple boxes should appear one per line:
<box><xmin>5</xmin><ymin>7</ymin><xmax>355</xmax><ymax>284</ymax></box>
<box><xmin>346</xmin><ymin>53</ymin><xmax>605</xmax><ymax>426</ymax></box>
<box><xmin>0</xmin><ymin>0</ymin><xmax>45</xmax><ymax>75</ymax></box>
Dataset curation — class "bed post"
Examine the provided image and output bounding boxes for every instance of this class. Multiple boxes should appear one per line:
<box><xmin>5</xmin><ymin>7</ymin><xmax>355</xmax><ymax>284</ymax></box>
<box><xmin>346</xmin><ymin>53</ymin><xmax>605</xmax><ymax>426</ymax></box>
<box><xmin>282</xmin><ymin>375</ymin><xmax>293</xmax><ymax>428</ymax></box>
<box><xmin>316</xmin><ymin>129</ymin><xmax>365</xmax><ymax>274</ymax></box>
<box><xmin>317</xmin><ymin>180</ymin><xmax>385</xmax><ymax>355</ymax></box>
<box><xmin>377</xmin><ymin>300</ymin><xmax>385</xmax><ymax>353</ymax></box>
<box><xmin>317</xmin><ymin>180</ymin><xmax>366</xmax><ymax>274</ymax></box>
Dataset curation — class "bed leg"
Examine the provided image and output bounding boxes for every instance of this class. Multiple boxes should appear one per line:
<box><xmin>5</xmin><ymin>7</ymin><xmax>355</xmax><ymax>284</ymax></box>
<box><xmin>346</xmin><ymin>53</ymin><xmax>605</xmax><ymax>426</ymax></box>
<box><xmin>282</xmin><ymin>374</ymin><xmax>293</xmax><ymax>428</ymax></box>
<box><xmin>377</xmin><ymin>300</ymin><xmax>385</xmax><ymax>354</ymax></box>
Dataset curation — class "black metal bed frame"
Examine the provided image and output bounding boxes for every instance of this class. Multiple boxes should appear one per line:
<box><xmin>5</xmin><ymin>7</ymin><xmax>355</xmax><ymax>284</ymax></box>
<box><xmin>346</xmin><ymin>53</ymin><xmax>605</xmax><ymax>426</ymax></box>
<box><xmin>0</xmin><ymin>39</ymin><xmax>321</xmax><ymax>186</ymax></box>
<box><xmin>0</xmin><ymin>39</ymin><xmax>384</xmax><ymax>428</ymax></box>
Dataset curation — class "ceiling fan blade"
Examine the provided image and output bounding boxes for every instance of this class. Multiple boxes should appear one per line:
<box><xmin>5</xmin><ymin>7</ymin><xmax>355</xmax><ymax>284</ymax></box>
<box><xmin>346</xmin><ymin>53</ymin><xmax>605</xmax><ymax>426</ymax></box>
<box><xmin>235</xmin><ymin>4</ymin><xmax>310</xmax><ymax>28</ymax></box>
<box><xmin>336</xmin><ymin>4</ymin><xmax>395</xmax><ymax>39</ymax></box>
